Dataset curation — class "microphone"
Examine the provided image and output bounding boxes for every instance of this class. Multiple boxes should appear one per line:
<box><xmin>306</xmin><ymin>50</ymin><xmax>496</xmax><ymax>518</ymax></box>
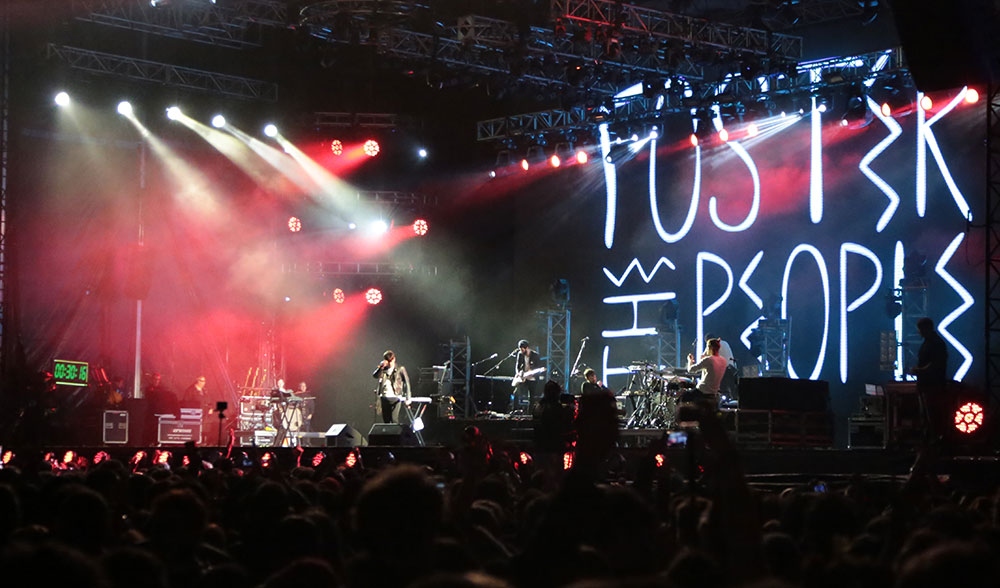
<box><xmin>582</xmin><ymin>336</ymin><xmax>590</xmax><ymax>342</ymax></box>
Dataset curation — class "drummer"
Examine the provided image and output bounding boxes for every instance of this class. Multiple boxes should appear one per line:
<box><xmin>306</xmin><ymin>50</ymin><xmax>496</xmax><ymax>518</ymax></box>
<box><xmin>686</xmin><ymin>338</ymin><xmax>727</xmax><ymax>409</ymax></box>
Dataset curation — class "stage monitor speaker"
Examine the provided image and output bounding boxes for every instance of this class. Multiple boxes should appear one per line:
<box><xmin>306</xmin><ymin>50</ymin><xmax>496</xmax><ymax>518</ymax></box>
<box><xmin>738</xmin><ymin>378</ymin><xmax>829</xmax><ymax>412</ymax></box>
<box><xmin>325</xmin><ymin>424</ymin><xmax>365</xmax><ymax>447</ymax></box>
<box><xmin>888</xmin><ymin>0</ymin><xmax>1000</xmax><ymax>92</ymax></box>
<box><xmin>367</xmin><ymin>423</ymin><xmax>417</xmax><ymax>446</ymax></box>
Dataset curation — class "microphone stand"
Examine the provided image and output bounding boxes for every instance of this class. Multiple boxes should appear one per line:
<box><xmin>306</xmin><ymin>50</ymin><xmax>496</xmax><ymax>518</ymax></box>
<box><xmin>569</xmin><ymin>338</ymin><xmax>588</xmax><ymax>379</ymax></box>
<box><xmin>483</xmin><ymin>350</ymin><xmax>517</xmax><ymax>375</ymax></box>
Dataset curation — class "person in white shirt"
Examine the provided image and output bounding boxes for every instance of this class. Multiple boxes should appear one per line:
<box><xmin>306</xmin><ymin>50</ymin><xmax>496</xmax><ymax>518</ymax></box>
<box><xmin>687</xmin><ymin>338</ymin><xmax>728</xmax><ymax>408</ymax></box>
<box><xmin>703</xmin><ymin>333</ymin><xmax>736</xmax><ymax>366</ymax></box>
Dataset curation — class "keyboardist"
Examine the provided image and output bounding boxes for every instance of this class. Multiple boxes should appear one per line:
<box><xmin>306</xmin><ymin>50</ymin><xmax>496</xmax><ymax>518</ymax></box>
<box><xmin>372</xmin><ymin>350</ymin><xmax>411</xmax><ymax>424</ymax></box>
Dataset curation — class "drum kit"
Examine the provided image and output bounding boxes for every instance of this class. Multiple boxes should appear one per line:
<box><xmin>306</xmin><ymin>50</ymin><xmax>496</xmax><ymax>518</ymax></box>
<box><xmin>622</xmin><ymin>361</ymin><xmax>696</xmax><ymax>429</ymax></box>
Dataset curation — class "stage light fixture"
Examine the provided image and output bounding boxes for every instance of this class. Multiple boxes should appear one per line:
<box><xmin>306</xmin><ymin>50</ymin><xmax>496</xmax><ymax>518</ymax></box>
<box><xmin>966</xmin><ymin>88</ymin><xmax>980</xmax><ymax>103</ymax></box>
<box><xmin>348</xmin><ymin>222</ymin><xmax>357</xmax><ymax>230</ymax></box>
<box><xmin>920</xmin><ymin>95</ymin><xmax>933</xmax><ymax>110</ymax></box>
<box><xmin>332</xmin><ymin>288</ymin><xmax>345</xmax><ymax>304</ymax></box>
<box><xmin>363</xmin><ymin>139</ymin><xmax>380</xmax><ymax>157</ymax></box>
<box><xmin>488</xmin><ymin>170</ymin><xmax>497</xmax><ymax>178</ymax></box>
<box><xmin>817</xmin><ymin>103</ymin><xmax>828</xmax><ymax>113</ymax></box>
<box><xmin>287</xmin><ymin>216</ymin><xmax>301</xmax><ymax>232</ymax></box>
<box><xmin>331</xmin><ymin>139</ymin><xmax>343</xmax><ymax>155</ymax></box>
<box><xmin>840</xmin><ymin>119</ymin><xmax>849</xmax><ymax>127</ymax></box>
<box><xmin>576</xmin><ymin>150</ymin><xmax>588</xmax><ymax>164</ymax></box>
<box><xmin>521</xmin><ymin>159</ymin><xmax>530</xmax><ymax>171</ymax></box>
<box><xmin>747</xmin><ymin>123</ymin><xmax>759</xmax><ymax>137</ymax></box>
<box><xmin>372</xmin><ymin>220</ymin><xmax>388</xmax><ymax>234</ymax></box>
<box><xmin>365</xmin><ymin>288</ymin><xmax>383</xmax><ymax>305</ymax></box>
<box><xmin>954</xmin><ymin>402</ymin><xmax>985</xmax><ymax>434</ymax></box>
<box><xmin>166</xmin><ymin>106</ymin><xmax>181</xmax><ymax>120</ymax></box>
<box><xmin>550</xmin><ymin>154</ymin><xmax>561</xmax><ymax>168</ymax></box>
<box><xmin>881</xmin><ymin>102</ymin><xmax>891</xmax><ymax>116</ymax></box>
<box><xmin>54</xmin><ymin>91</ymin><xmax>70</xmax><ymax>107</ymax></box>
<box><xmin>689</xmin><ymin>133</ymin><xmax>698</xmax><ymax>147</ymax></box>
<box><xmin>264</xmin><ymin>123</ymin><xmax>278</xmax><ymax>137</ymax></box>
<box><xmin>418</xmin><ymin>148</ymin><xmax>428</xmax><ymax>158</ymax></box>
<box><xmin>719</xmin><ymin>128</ymin><xmax>729</xmax><ymax>142</ymax></box>
<box><xmin>117</xmin><ymin>101</ymin><xmax>133</xmax><ymax>116</ymax></box>
<box><xmin>211</xmin><ymin>114</ymin><xmax>226</xmax><ymax>128</ymax></box>
<box><xmin>284</xmin><ymin>296</ymin><xmax>291</xmax><ymax>302</ymax></box>
<box><xmin>412</xmin><ymin>219</ymin><xmax>429</xmax><ymax>236</ymax></box>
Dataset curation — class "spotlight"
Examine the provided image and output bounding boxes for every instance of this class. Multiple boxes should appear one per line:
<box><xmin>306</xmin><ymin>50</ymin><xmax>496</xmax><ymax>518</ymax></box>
<box><xmin>488</xmin><ymin>170</ymin><xmax>497</xmax><ymax>178</ymax></box>
<box><xmin>920</xmin><ymin>95</ymin><xmax>933</xmax><ymax>111</ymax></box>
<box><xmin>417</xmin><ymin>148</ymin><xmax>428</xmax><ymax>158</ymax></box>
<box><xmin>954</xmin><ymin>402</ymin><xmax>985</xmax><ymax>434</ymax></box>
<box><xmin>365</xmin><ymin>288</ymin><xmax>383</xmax><ymax>305</ymax></box>
<box><xmin>363</xmin><ymin>139</ymin><xmax>380</xmax><ymax>157</ymax></box>
<box><xmin>966</xmin><ymin>88</ymin><xmax>980</xmax><ymax>103</ymax></box>
<box><xmin>372</xmin><ymin>220</ymin><xmax>388</xmax><ymax>234</ymax></box>
<box><xmin>347</xmin><ymin>222</ymin><xmax>357</xmax><ymax>230</ymax></box>
<box><xmin>881</xmin><ymin>102</ymin><xmax>891</xmax><ymax>117</ymax></box>
<box><xmin>54</xmin><ymin>91</ymin><xmax>70</xmax><ymax>107</ymax></box>
<box><xmin>550</xmin><ymin>154</ymin><xmax>561</xmax><ymax>168</ymax></box>
<box><xmin>332</xmin><ymin>288</ymin><xmax>345</xmax><ymax>304</ymax></box>
<box><xmin>211</xmin><ymin>114</ymin><xmax>226</xmax><ymax>128</ymax></box>
<box><xmin>840</xmin><ymin>118</ymin><xmax>849</xmax><ymax>126</ymax></box>
<box><xmin>520</xmin><ymin>159</ymin><xmax>529</xmax><ymax>171</ymax></box>
<box><xmin>284</xmin><ymin>296</ymin><xmax>292</xmax><ymax>303</ymax></box>
<box><xmin>817</xmin><ymin>103</ymin><xmax>828</xmax><ymax>113</ymax></box>
<box><xmin>331</xmin><ymin>139</ymin><xmax>343</xmax><ymax>155</ymax></box>
<box><xmin>287</xmin><ymin>216</ymin><xmax>302</xmax><ymax>232</ymax></box>
<box><xmin>412</xmin><ymin>219</ymin><xmax>429</xmax><ymax>236</ymax></box>
<box><xmin>576</xmin><ymin>150</ymin><xmax>588</xmax><ymax>164</ymax></box>
<box><xmin>264</xmin><ymin>123</ymin><xmax>278</xmax><ymax>137</ymax></box>
<box><xmin>746</xmin><ymin>123</ymin><xmax>759</xmax><ymax>137</ymax></box>
<box><xmin>166</xmin><ymin>106</ymin><xmax>182</xmax><ymax>120</ymax></box>
<box><xmin>719</xmin><ymin>128</ymin><xmax>729</xmax><ymax>142</ymax></box>
<box><xmin>689</xmin><ymin>133</ymin><xmax>698</xmax><ymax>147</ymax></box>
<box><xmin>117</xmin><ymin>101</ymin><xmax>133</xmax><ymax>116</ymax></box>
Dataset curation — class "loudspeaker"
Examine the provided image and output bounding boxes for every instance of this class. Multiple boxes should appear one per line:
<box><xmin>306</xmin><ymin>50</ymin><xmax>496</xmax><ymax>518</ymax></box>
<box><xmin>889</xmin><ymin>0</ymin><xmax>999</xmax><ymax>91</ymax></box>
<box><xmin>738</xmin><ymin>378</ymin><xmax>829</xmax><ymax>412</ymax></box>
<box><xmin>325</xmin><ymin>424</ymin><xmax>365</xmax><ymax>447</ymax></box>
<box><xmin>367</xmin><ymin>423</ymin><xmax>417</xmax><ymax>446</ymax></box>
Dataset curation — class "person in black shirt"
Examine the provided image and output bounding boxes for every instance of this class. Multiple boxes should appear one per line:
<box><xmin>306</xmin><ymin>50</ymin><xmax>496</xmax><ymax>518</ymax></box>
<box><xmin>911</xmin><ymin>317</ymin><xmax>949</xmax><ymax>439</ymax></box>
<box><xmin>372</xmin><ymin>350</ymin><xmax>410</xmax><ymax>424</ymax></box>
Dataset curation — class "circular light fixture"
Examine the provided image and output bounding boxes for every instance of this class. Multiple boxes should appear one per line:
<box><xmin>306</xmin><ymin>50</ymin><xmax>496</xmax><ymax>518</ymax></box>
<box><xmin>550</xmin><ymin>154</ymin><xmax>561</xmax><ymax>168</ymax></box>
<box><xmin>332</xmin><ymin>288</ymin><xmax>345</xmax><ymax>304</ymax></box>
<box><xmin>117</xmin><ymin>101</ymin><xmax>133</xmax><ymax>116</ymax></box>
<box><xmin>166</xmin><ymin>106</ymin><xmax>182</xmax><ymax>120</ymax></box>
<box><xmin>747</xmin><ymin>123</ymin><xmax>759</xmax><ymax>137</ymax></box>
<box><xmin>520</xmin><ymin>159</ymin><xmax>529</xmax><ymax>171</ymax></box>
<box><xmin>966</xmin><ymin>88</ymin><xmax>980</xmax><ymax>104</ymax></box>
<box><xmin>689</xmin><ymin>133</ymin><xmax>698</xmax><ymax>147</ymax></box>
<box><xmin>363</xmin><ymin>139</ymin><xmax>380</xmax><ymax>157</ymax></box>
<box><xmin>954</xmin><ymin>402</ymin><xmax>985</xmax><ymax>434</ymax></box>
<box><xmin>287</xmin><ymin>216</ymin><xmax>301</xmax><ymax>232</ymax></box>
<box><xmin>920</xmin><ymin>95</ymin><xmax>933</xmax><ymax>111</ymax></box>
<box><xmin>417</xmin><ymin>148</ymin><xmax>428</xmax><ymax>158</ymax></box>
<box><xmin>372</xmin><ymin>220</ymin><xmax>388</xmax><ymax>234</ymax></box>
<box><xmin>347</xmin><ymin>222</ymin><xmax>357</xmax><ymax>230</ymax></box>
<box><xmin>331</xmin><ymin>139</ymin><xmax>343</xmax><ymax>155</ymax></box>
<box><xmin>412</xmin><ymin>219</ymin><xmax>429</xmax><ymax>236</ymax></box>
<box><xmin>54</xmin><ymin>92</ymin><xmax>70</xmax><ymax>107</ymax></box>
<box><xmin>881</xmin><ymin>103</ymin><xmax>891</xmax><ymax>117</ymax></box>
<box><xmin>719</xmin><ymin>128</ymin><xmax>729</xmax><ymax>142</ymax></box>
<box><xmin>576</xmin><ymin>150</ymin><xmax>588</xmax><ymax>164</ymax></box>
<box><xmin>365</xmin><ymin>288</ymin><xmax>383</xmax><ymax>305</ymax></box>
<box><xmin>264</xmin><ymin>123</ymin><xmax>278</xmax><ymax>137</ymax></box>
<box><xmin>211</xmin><ymin>114</ymin><xmax>226</xmax><ymax>128</ymax></box>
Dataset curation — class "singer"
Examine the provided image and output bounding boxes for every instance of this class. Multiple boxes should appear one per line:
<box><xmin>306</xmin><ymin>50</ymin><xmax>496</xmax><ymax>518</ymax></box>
<box><xmin>512</xmin><ymin>339</ymin><xmax>544</xmax><ymax>414</ymax></box>
<box><xmin>372</xmin><ymin>350</ymin><xmax>411</xmax><ymax>424</ymax></box>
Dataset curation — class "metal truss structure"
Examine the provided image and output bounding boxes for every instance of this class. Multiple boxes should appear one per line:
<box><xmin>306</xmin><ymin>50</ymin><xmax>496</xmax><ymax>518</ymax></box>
<box><xmin>757</xmin><ymin>318</ymin><xmax>790</xmax><ymax>376</ymax></box>
<box><xmin>47</xmin><ymin>44</ymin><xmax>278</xmax><ymax>102</ymax></box>
<box><xmin>0</xmin><ymin>1</ymin><xmax>8</xmax><ymax>376</ymax></box>
<box><xmin>352</xmin><ymin>190</ymin><xmax>437</xmax><ymax>207</ymax></box>
<box><xmin>281</xmin><ymin>261</ymin><xmax>438</xmax><ymax>279</ymax></box>
<box><xmin>538</xmin><ymin>308</ymin><xmax>571</xmax><ymax>386</ymax></box>
<box><xmin>760</xmin><ymin>0</ymin><xmax>872</xmax><ymax>29</ymax></box>
<box><xmin>478</xmin><ymin>47</ymin><xmax>907</xmax><ymax>141</ymax></box>
<box><xmin>442</xmin><ymin>337</ymin><xmax>473</xmax><ymax>418</ymax></box>
<box><xmin>899</xmin><ymin>280</ymin><xmax>928</xmax><ymax>376</ymax></box>
<box><xmin>553</xmin><ymin>0</ymin><xmax>801</xmax><ymax>60</ymax></box>
<box><xmin>654</xmin><ymin>321</ymin><xmax>681</xmax><ymax>370</ymax></box>
<box><xmin>314</xmin><ymin>112</ymin><xmax>416</xmax><ymax>129</ymax></box>
<box><xmin>986</xmin><ymin>83</ymin><xmax>1000</xmax><ymax>404</ymax></box>
<box><xmin>72</xmin><ymin>0</ymin><xmax>287</xmax><ymax>50</ymax></box>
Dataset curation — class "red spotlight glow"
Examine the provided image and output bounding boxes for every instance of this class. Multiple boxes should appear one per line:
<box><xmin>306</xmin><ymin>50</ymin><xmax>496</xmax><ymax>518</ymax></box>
<box><xmin>689</xmin><ymin>134</ymin><xmax>698</xmax><ymax>147</ymax></box>
<box><xmin>412</xmin><ymin>219</ymin><xmax>429</xmax><ymax>236</ymax></box>
<box><xmin>520</xmin><ymin>159</ymin><xmax>529</xmax><ymax>171</ymax></box>
<box><xmin>966</xmin><ymin>88</ymin><xmax>980</xmax><ymax>104</ymax></box>
<box><xmin>550</xmin><ymin>154</ymin><xmax>561</xmax><ymax>168</ymax></box>
<box><xmin>330</xmin><ymin>139</ymin><xmax>343</xmax><ymax>155</ymax></box>
<box><xmin>954</xmin><ymin>402</ymin><xmax>985</xmax><ymax>434</ymax></box>
<box><xmin>719</xmin><ymin>128</ymin><xmax>729</xmax><ymax>142</ymax></box>
<box><xmin>920</xmin><ymin>95</ymin><xmax>933</xmax><ymax>111</ymax></box>
<box><xmin>746</xmin><ymin>123</ymin><xmax>759</xmax><ymax>137</ymax></box>
<box><xmin>345</xmin><ymin>451</ymin><xmax>358</xmax><ymax>468</ymax></box>
<box><xmin>365</xmin><ymin>288</ymin><xmax>383</xmax><ymax>305</ymax></box>
<box><xmin>332</xmin><ymin>288</ymin><xmax>345</xmax><ymax>304</ymax></box>
<box><xmin>881</xmin><ymin>102</ymin><xmax>891</xmax><ymax>117</ymax></box>
<box><xmin>2</xmin><ymin>450</ymin><xmax>13</xmax><ymax>464</ymax></box>
<box><xmin>363</xmin><ymin>139</ymin><xmax>380</xmax><ymax>157</ymax></box>
<box><xmin>312</xmin><ymin>452</ymin><xmax>325</xmax><ymax>467</ymax></box>
<box><xmin>288</xmin><ymin>216</ymin><xmax>302</xmax><ymax>232</ymax></box>
<box><xmin>563</xmin><ymin>451</ymin><xmax>574</xmax><ymax>470</ymax></box>
<box><xmin>654</xmin><ymin>454</ymin><xmax>665</xmax><ymax>468</ymax></box>
<box><xmin>576</xmin><ymin>150</ymin><xmax>588</xmax><ymax>164</ymax></box>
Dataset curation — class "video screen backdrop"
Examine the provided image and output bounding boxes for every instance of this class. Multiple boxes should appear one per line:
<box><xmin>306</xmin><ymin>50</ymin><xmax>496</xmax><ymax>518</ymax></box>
<box><xmin>511</xmin><ymin>87</ymin><xmax>984</xmax><ymax>423</ymax></box>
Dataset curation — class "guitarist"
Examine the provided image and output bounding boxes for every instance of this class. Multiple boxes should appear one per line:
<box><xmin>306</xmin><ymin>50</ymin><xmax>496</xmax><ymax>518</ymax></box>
<box><xmin>372</xmin><ymin>350</ymin><xmax>411</xmax><ymax>423</ymax></box>
<box><xmin>512</xmin><ymin>339</ymin><xmax>543</xmax><ymax>414</ymax></box>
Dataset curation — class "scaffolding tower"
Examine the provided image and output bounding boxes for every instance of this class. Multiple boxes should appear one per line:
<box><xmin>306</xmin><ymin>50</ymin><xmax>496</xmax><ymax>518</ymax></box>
<box><xmin>899</xmin><ymin>279</ymin><xmax>929</xmax><ymax>375</ymax></box>
<box><xmin>654</xmin><ymin>320</ymin><xmax>682</xmax><ymax>370</ymax></box>
<box><xmin>538</xmin><ymin>308</ymin><xmax>571</xmax><ymax>386</ymax></box>
<box><xmin>757</xmin><ymin>319</ymin><xmax>791</xmax><ymax>376</ymax></box>
<box><xmin>442</xmin><ymin>337</ymin><xmax>472</xmax><ymax>417</ymax></box>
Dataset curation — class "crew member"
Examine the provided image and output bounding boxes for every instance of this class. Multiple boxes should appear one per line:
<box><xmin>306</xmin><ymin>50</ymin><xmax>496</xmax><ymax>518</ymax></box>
<box><xmin>373</xmin><ymin>350</ymin><xmax>411</xmax><ymax>424</ymax></box>
<box><xmin>911</xmin><ymin>317</ymin><xmax>949</xmax><ymax>439</ymax></box>
<box><xmin>513</xmin><ymin>339</ymin><xmax>543</xmax><ymax>413</ymax></box>
<box><xmin>686</xmin><ymin>338</ymin><xmax>728</xmax><ymax>409</ymax></box>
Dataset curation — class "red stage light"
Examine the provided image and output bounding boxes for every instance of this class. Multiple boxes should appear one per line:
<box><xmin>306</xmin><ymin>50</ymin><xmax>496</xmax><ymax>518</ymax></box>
<box><xmin>563</xmin><ymin>451</ymin><xmax>574</xmax><ymax>470</ymax></box>
<box><xmin>365</xmin><ymin>288</ymin><xmax>383</xmax><ymax>305</ymax></box>
<box><xmin>332</xmin><ymin>288</ymin><xmax>345</xmax><ymax>304</ymax></box>
<box><xmin>920</xmin><ymin>95</ymin><xmax>933</xmax><ymax>111</ymax></box>
<box><xmin>576</xmin><ymin>150</ymin><xmax>588</xmax><ymax>164</ymax></box>
<box><xmin>345</xmin><ymin>451</ymin><xmax>358</xmax><ymax>468</ymax></box>
<box><xmin>312</xmin><ymin>452</ymin><xmax>325</xmax><ymax>467</ymax></box>
<box><xmin>966</xmin><ymin>88</ymin><xmax>980</xmax><ymax>104</ymax></box>
<box><xmin>363</xmin><ymin>139</ymin><xmax>380</xmax><ymax>157</ymax></box>
<box><xmin>719</xmin><ymin>128</ymin><xmax>729</xmax><ymax>142</ymax></box>
<box><xmin>654</xmin><ymin>454</ymin><xmax>665</xmax><ymax>468</ymax></box>
<box><xmin>881</xmin><ymin>102</ymin><xmax>891</xmax><ymax>117</ymax></box>
<box><xmin>330</xmin><ymin>139</ymin><xmax>343</xmax><ymax>155</ymax></box>
<box><xmin>2</xmin><ymin>450</ymin><xmax>13</xmax><ymax>464</ymax></box>
<box><xmin>689</xmin><ymin>134</ymin><xmax>698</xmax><ymax>147</ymax></box>
<box><xmin>412</xmin><ymin>219</ymin><xmax>429</xmax><ymax>236</ymax></box>
<box><xmin>520</xmin><ymin>159</ymin><xmax>529</xmax><ymax>171</ymax></box>
<box><xmin>63</xmin><ymin>451</ymin><xmax>75</xmax><ymax>465</ymax></box>
<box><xmin>288</xmin><ymin>216</ymin><xmax>302</xmax><ymax>232</ymax></box>
<box><xmin>550</xmin><ymin>154</ymin><xmax>561</xmax><ymax>168</ymax></box>
<box><xmin>954</xmin><ymin>402</ymin><xmax>985</xmax><ymax>434</ymax></box>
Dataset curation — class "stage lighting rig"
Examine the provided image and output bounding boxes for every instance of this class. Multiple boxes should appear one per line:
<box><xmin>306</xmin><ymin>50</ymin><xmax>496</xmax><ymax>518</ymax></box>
<box><xmin>54</xmin><ymin>91</ymin><xmax>70</xmax><ymax>107</ymax></box>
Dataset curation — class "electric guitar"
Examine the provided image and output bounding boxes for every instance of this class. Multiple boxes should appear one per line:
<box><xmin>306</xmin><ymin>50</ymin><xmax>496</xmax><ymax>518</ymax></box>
<box><xmin>511</xmin><ymin>367</ymin><xmax>546</xmax><ymax>387</ymax></box>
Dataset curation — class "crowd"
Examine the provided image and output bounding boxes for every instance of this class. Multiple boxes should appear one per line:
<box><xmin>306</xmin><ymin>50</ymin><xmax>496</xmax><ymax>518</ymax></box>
<box><xmin>1</xmin><ymin>401</ymin><xmax>999</xmax><ymax>588</ymax></box>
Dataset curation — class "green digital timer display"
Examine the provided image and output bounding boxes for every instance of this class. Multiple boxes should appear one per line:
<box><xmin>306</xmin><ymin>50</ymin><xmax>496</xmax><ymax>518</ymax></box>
<box><xmin>53</xmin><ymin>360</ymin><xmax>89</xmax><ymax>387</ymax></box>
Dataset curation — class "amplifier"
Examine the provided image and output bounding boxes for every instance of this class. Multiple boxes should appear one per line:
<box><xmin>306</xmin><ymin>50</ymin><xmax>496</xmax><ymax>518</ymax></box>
<box><xmin>103</xmin><ymin>411</ymin><xmax>129</xmax><ymax>444</ymax></box>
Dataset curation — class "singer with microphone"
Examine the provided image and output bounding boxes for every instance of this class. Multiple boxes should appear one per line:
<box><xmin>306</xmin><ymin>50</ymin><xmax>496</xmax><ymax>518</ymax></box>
<box><xmin>512</xmin><ymin>339</ymin><xmax>544</xmax><ymax>414</ymax></box>
<box><xmin>372</xmin><ymin>350</ymin><xmax>411</xmax><ymax>424</ymax></box>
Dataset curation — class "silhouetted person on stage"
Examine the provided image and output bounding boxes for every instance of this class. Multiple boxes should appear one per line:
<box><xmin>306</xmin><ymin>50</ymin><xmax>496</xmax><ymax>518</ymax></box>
<box><xmin>912</xmin><ymin>317</ymin><xmax>949</xmax><ymax>440</ymax></box>
<box><xmin>373</xmin><ymin>350</ymin><xmax>410</xmax><ymax>424</ymax></box>
<box><xmin>513</xmin><ymin>339</ymin><xmax>543</xmax><ymax>414</ymax></box>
